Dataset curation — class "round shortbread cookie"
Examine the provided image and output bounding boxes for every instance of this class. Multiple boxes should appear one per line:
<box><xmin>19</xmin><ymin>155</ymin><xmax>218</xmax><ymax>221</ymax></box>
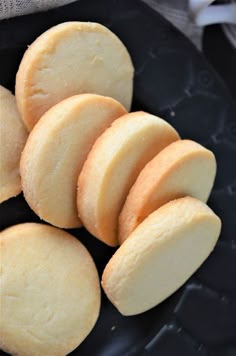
<box><xmin>0</xmin><ymin>85</ymin><xmax>28</xmax><ymax>203</ymax></box>
<box><xmin>77</xmin><ymin>111</ymin><xmax>180</xmax><ymax>246</ymax></box>
<box><xmin>119</xmin><ymin>140</ymin><xmax>217</xmax><ymax>243</ymax></box>
<box><xmin>102</xmin><ymin>197</ymin><xmax>221</xmax><ymax>316</ymax></box>
<box><xmin>0</xmin><ymin>223</ymin><xmax>100</xmax><ymax>355</ymax></box>
<box><xmin>20</xmin><ymin>94</ymin><xmax>126</xmax><ymax>228</ymax></box>
<box><xmin>15</xmin><ymin>21</ymin><xmax>134</xmax><ymax>131</ymax></box>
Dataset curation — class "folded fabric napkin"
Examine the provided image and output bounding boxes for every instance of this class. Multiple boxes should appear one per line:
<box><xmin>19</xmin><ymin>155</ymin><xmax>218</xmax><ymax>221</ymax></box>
<box><xmin>0</xmin><ymin>0</ymin><xmax>76</xmax><ymax>19</ymax></box>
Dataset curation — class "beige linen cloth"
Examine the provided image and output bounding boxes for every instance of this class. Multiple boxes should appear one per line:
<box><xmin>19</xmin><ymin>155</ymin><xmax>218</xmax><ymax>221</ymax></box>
<box><xmin>0</xmin><ymin>0</ymin><xmax>75</xmax><ymax>18</ymax></box>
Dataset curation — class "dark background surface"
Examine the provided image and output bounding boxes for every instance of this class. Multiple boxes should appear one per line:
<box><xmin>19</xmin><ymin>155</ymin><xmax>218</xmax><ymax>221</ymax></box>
<box><xmin>203</xmin><ymin>25</ymin><xmax>236</xmax><ymax>101</ymax></box>
<box><xmin>0</xmin><ymin>1</ymin><xmax>235</xmax><ymax>355</ymax></box>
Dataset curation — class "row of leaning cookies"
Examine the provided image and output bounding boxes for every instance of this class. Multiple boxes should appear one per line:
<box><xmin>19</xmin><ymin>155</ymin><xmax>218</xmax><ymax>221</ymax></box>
<box><xmin>18</xmin><ymin>20</ymin><xmax>221</xmax><ymax>316</ymax></box>
<box><xmin>1</xmin><ymin>21</ymin><xmax>221</xmax><ymax>356</ymax></box>
<box><xmin>0</xmin><ymin>21</ymin><xmax>134</xmax><ymax>356</ymax></box>
<box><xmin>75</xmin><ymin>109</ymin><xmax>221</xmax><ymax>315</ymax></box>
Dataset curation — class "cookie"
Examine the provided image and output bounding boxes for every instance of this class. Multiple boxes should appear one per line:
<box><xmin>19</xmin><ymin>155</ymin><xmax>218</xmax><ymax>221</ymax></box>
<box><xmin>102</xmin><ymin>197</ymin><xmax>221</xmax><ymax>316</ymax></box>
<box><xmin>15</xmin><ymin>21</ymin><xmax>134</xmax><ymax>131</ymax></box>
<box><xmin>119</xmin><ymin>140</ymin><xmax>216</xmax><ymax>243</ymax></box>
<box><xmin>78</xmin><ymin>111</ymin><xmax>180</xmax><ymax>246</ymax></box>
<box><xmin>0</xmin><ymin>85</ymin><xmax>28</xmax><ymax>203</ymax></box>
<box><xmin>0</xmin><ymin>223</ymin><xmax>100</xmax><ymax>355</ymax></box>
<box><xmin>20</xmin><ymin>94</ymin><xmax>126</xmax><ymax>228</ymax></box>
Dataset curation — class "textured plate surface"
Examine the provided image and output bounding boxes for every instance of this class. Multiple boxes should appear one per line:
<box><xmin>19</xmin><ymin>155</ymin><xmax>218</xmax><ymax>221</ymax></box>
<box><xmin>0</xmin><ymin>1</ymin><xmax>236</xmax><ymax>355</ymax></box>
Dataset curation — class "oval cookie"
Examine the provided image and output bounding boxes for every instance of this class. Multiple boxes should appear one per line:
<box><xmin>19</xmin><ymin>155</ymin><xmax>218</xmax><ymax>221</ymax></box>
<box><xmin>20</xmin><ymin>94</ymin><xmax>127</xmax><ymax>228</ymax></box>
<box><xmin>119</xmin><ymin>139</ymin><xmax>216</xmax><ymax>243</ymax></box>
<box><xmin>16</xmin><ymin>21</ymin><xmax>134</xmax><ymax>131</ymax></box>
<box><xmin>0</xmin><ymin>223</ymin><xmax>100</xmax><ymax>355</ymax></box>
<box><xmin>78</xmin><ymin>111</ymin><xmax>180</xmax><ymax>246</ymax></box>
<box><xmin>0</xmin><ymin>85</ymin><xmax>28</xmax><ymax>203</ymax></box>
<box><xmin>102</xmin><ymin>197</ymin><xmax>221</xmax><ymax>316</ymax></box>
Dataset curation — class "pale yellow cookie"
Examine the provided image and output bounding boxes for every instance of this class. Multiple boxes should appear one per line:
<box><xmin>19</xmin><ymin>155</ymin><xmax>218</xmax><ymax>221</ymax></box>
<box><xmin>102</xmin><ymin>197</ymin><xmax>221</xmax><ymax>316</ymax></box>
<box><xmin>0</xmin><ymin>223</ymin><xmax>100</xmax><ymax>355</ymax></box>
<box><xmin>20</xmin><ymin>94</ymin><xmax>126</xmax><ymax>228</ymax></box>
<box><xmin>0</xmin><ymin>85</ymin><xmax>28</xmax><ymax>203</ymax></box>
<box><xmin>119</xmin><ymin>140</ymin><xmax>216</xmax><ymax>243</ymax></box>
<box><xmin>78</xmin><ymin>111</ymin><xmax>180</xmax><ymax>246</ymax></box>
<box><xmin>16</xmin><ymin>21</ymin><xmax>134</xmax><ymax>131</ymax></box>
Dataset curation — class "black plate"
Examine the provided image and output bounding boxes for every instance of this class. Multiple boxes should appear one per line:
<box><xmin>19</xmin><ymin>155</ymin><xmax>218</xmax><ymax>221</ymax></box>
<box><xmin>0</xmin><ymin>1</ymin><xmax>236</xmax><ymax>355</ymax></box>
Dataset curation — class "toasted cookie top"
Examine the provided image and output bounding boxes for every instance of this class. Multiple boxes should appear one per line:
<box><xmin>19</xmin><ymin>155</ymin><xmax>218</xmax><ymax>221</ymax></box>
<box><xmin>78</xmin><ymin>111</ymin><xmax>179</xmax><ymax>246</ymax></box>
<box><xmin>119</xmin><ymin>139</ymin><xmax>216</xmax><ymax>243</ymax></box>
<box><xmin>16</xmin><ymin>21</ymin><xmax>134</xmax><ymax>130</ymax></box>
<box><xmin>0</xmin><ymin>85</ymin><xmax>28</xmax><ymax>203</ymax></box>
<box><xmin>102</xmin><ymin>197</ymin><xmax>221</xmax><ymax>315</ymax></box>
<box><xmin>0</xmin><ymin>223</ymin><xmax>101</xmax><ymax>356</ymax></box>
<box><xmin>20</xmin><ymin>94</ymin><xmax>126</xmax><ymax>228</ymax></box>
